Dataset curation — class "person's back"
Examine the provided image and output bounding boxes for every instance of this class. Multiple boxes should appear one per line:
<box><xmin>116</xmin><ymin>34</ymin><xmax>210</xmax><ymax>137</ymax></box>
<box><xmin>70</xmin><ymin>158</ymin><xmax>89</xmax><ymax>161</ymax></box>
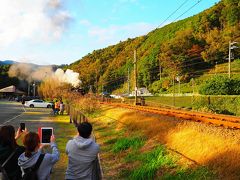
<box><xmin>65</xmin><ymin>122</ymin><xmax>100</xmax><ymax>180</ymax></box>
<box><xmin>18</xmin><ymin>132</ymin><xmax>60</xmax><ymax>180</ymax></box>
<box><xmin>0</xmin><ymin>126</ymin><xmax>25</xmax><ymax>180</ymax></box>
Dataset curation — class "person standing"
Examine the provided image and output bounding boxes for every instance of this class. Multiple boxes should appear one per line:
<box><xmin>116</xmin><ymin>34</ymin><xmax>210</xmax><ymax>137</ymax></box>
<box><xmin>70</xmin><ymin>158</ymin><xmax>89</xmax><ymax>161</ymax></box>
<box><xmin>18</xmin><ymin>132</ymin><xmax>60</xmax><ymax>180</ymax></box>
<box><xmin>59</xmin><ymin>101</ymin><xmax>65</xmax><ymax>115</ymax></box>
<box><xmin>54</xmin><ymin>100</ymin><xmax>60</xmax><ymax>115</ymax></box>
<box><xmin>0</xmin><ymin>125</ymin><xmax>25</xmax><ymax>180</ymax></box>
<box><xmin>65</xmin><ymin>122</ymin><xmax>100</xmax><ymax>180</ymax></box>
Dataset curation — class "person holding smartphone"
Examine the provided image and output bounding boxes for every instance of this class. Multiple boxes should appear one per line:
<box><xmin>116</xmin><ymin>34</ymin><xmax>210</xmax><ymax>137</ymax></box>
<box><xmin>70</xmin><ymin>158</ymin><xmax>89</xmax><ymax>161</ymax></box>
<box><xmin>18</xmin><ymin>132</ymin><xmax>60</xmax><ymax>180</ymax></box>
<box><xmin>0</xmin><ymin>125</ymin><xmax>26</xmax><ymax>180</ymax></box>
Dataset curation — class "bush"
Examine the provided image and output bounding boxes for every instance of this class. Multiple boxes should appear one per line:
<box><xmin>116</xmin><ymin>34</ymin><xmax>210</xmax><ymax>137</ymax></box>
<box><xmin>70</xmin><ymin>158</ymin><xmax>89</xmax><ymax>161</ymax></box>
<box><xmin>149</xmin><ymin>78</ymin><xmax>170</xmax><ymax>94</ymax></box>
<box><xmin>199</xmin><ymin>75</ymin><xmax>240</xmax><ymax>95</ymax></box>
<box><xmin>192</xmin><ymin>95</ymin><xmax>240</xmax><ymax>115</ymax></box>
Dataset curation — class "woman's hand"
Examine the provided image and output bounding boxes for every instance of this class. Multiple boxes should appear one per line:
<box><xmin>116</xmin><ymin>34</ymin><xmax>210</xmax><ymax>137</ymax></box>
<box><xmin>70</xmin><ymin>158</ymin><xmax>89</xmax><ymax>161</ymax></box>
<box><xmin>50</xmin><ymin>135</ymin><xmax>55</xmax><ymax>143</ymax></box>
<box><xmin>15</xmin><ymin>128</ymin><xmax>22</xmax><ymax>140</ymax></box>
<box><xmin>15</xmin><ymin>127</ymin><xmax>28</xmax><ymax>140</ymax></box>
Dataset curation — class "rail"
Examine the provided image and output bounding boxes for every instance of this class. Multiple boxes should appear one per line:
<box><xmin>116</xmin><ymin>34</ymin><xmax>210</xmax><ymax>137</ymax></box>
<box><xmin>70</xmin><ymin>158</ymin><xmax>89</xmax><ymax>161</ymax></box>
<box><xmin>65</xmin><ymin>104</ymin><xmax>103</xmax><ymax>180</ymax></box>
<box><xmin>99</xmin><ymin>99</ymin><xmax>240</xmax><ymax>129</ymax></box>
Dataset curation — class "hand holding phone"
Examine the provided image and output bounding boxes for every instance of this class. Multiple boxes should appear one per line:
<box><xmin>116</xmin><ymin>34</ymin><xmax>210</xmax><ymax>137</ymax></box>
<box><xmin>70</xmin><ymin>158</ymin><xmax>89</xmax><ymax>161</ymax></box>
<box><xmin>39</xmin><ymin>127</ymin><xmax>53</xmax><ymax>144</ymax></box>
<box><xmin>50</xmin><ymin>135</ymin><xmax>55</xmax><ymax>143</ymax></box>
<box><xmin>20</xmin><ymin>123</ymin><xmax>25</xmax><ymax>132</ymax></box>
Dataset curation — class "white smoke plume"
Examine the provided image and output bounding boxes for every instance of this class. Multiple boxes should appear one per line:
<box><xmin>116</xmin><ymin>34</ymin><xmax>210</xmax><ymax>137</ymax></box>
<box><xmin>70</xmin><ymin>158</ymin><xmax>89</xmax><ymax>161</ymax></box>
<box><xmin>8</xmin><ymin>63</ymin><xmax>81</xmax><ymax>87</ymax></box>
<box><xmin>54</xmin><ymin>68</ymin><xmax>81</xmax><ymax>87</ymax></box>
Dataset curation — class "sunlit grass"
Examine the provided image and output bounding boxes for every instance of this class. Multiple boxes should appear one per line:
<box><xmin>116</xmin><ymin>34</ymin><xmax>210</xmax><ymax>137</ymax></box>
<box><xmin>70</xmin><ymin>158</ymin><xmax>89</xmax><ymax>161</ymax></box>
<box><xmin>94</xmin><ymin>105</ymin><xmax>238</xmax><ymax>179</ymax></box>
<box><xmin>127</xmin><ymin>146</ymin><xmax>176</xmax><ymax>180</ymax></box>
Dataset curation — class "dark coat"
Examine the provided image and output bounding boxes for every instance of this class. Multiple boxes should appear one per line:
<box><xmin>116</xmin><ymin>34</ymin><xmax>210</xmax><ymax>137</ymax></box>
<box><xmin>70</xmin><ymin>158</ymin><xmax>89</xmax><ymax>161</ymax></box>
<box><xmin>0</xmin><ymin>144</ymin><xmax>25</xmax><ymax>180</ymax></box>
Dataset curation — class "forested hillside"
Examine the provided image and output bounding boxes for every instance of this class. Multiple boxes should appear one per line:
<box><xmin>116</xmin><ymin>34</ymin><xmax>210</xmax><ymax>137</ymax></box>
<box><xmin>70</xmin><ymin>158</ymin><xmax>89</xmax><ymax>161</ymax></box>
<box><xmin>0</xmin><ymin>65</ymin><xmax>19</xmax><ymax>89</ymax></box>
<box><xmin>70</xmin><ymin>0</ymin><xmax>240</xmax><ymax>94</ymax></box>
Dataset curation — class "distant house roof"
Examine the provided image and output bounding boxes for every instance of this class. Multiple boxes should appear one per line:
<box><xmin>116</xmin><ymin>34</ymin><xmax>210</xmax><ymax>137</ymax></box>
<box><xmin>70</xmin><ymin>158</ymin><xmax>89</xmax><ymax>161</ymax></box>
<box><xmin>0</xmin><ymin>85</ymin><xmax>25</xmax><ymax>94</ymax></box>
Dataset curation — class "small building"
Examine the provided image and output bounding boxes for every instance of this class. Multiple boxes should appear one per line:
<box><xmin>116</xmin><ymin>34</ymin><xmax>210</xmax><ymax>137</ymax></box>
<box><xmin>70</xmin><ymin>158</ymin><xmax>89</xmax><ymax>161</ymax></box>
<box><xmin>130</xmin><ymin>87</ymin><xmax>153</xmax><ymax>96</ymax></box>
<box><xmin>0</xmin><ymin>85</ymin><xmax>25</xmax><ymax>99</ymax></box>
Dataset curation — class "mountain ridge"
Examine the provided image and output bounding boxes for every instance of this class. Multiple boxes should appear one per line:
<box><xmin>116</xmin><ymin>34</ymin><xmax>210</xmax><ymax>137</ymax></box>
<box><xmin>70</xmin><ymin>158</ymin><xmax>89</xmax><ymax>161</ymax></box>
<box><xmin>0</xmin><ymin>60</ymin><xmax>17</xmax><ymax>65</ymax></box>
<box><xmin>69</xmin><ymin>0</ymin><xmax>240</xmax><ymax>94</ymax></box>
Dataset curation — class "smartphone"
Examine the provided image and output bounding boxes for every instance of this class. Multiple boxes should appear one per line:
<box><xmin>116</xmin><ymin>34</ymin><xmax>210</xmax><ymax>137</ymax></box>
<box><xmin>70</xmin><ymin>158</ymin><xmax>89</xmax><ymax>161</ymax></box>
<box><xmin>20</xmin><ymin>123</ymin><xmax>25</xmax><ymax>132</ymax></box>
<box><xmin>40</xmin><ymin>127</ymin><xmax>53</xmax><ymax>144</ymax></box>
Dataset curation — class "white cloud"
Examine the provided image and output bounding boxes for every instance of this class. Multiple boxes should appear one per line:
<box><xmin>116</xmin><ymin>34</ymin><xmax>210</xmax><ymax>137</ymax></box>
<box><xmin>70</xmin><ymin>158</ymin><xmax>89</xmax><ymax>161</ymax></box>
<box><xmin>0</xmin><ymin>0</ymin><xmax>71</xmax><ymax>48</ymax></box>
<box><xmin>79</xmin><ymin>19</ymin><xmax>91</xmax><ymax>26</ymax></box>
<box><xmin>88</xmin><ymin>22</ymin><xmax>156</xmax><ymax>45</ymax></box>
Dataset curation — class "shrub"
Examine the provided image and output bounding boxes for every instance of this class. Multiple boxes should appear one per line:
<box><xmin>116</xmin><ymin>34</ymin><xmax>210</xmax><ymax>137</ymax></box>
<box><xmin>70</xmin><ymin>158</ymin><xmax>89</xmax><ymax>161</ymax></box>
<box><xmin>199</xmin><ymin>75</ymin><xmax>240</xmax><ymax>95</ymax></box>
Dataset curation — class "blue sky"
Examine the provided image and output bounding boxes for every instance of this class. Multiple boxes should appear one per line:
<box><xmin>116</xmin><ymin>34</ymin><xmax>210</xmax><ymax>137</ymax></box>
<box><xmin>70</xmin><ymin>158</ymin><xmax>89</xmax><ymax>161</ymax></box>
<box><xmin>0</xmin><ymin>0</ymin><xmax>220</xmax><ymax>65</ymax></box>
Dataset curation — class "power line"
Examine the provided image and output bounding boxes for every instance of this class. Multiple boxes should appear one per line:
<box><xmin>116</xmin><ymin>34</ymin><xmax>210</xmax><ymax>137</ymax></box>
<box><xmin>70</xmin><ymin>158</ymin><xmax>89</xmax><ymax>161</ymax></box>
<box><xmin>173</xmin><ymin>0</ymin><xmax>203</xmax><ymax>22</ymax></box>
<box><xmin>157</xmin><ymin>0</ymin><xmax>190</xmax><ymax>28</ymax></box>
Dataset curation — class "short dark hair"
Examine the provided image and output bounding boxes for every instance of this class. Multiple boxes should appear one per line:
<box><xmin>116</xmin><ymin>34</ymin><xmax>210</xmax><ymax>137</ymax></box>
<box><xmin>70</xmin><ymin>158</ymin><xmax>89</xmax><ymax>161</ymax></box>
<box><xmin>77</xmin><ymin>122</ymin><xmax>92</xmax><ymax>138</ymax></box>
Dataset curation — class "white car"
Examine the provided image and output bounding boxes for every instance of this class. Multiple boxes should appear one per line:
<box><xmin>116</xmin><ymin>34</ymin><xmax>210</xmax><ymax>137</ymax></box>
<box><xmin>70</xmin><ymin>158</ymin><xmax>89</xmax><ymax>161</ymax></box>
<box><xmin>25</xmin><ymin>99</ymin><xmax>53</xmax><ymax>108</ymax></box>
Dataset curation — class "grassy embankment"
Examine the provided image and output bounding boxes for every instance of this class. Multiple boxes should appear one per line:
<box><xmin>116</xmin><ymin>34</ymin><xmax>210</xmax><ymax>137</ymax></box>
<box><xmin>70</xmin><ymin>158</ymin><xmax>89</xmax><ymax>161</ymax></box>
<box><xmin>46</xmin><ymin>104</ymin><xmax>240</xmax><ymax>179</ymax></box>
<box><xmin>91</xmin><ymin>105</ymin><xmax>240</xmax><ymax>179</ymax></box>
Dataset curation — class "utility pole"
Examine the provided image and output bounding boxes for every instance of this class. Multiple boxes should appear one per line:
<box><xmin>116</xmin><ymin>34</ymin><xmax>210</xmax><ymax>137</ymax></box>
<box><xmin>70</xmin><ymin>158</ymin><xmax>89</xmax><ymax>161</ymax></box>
<box><xmin>127</xmin><ymin>67</ymin><xmax>130</xmax><ymax>95</ymax></box>
<box><xmin>229</xmin><ymin>41</ymin><xmax>239</xmax><ymax>78</ymax></box>
<box><xmin>228</xmin><ymin>41</ymin><xmax>231</xmax><ymax>78</ymax></box>
<box><xmin>95</xmin><ymin>69</ymin><xmax>98</xmax><ymax>93</ymax></box>
<box><xmin>134</xmin><ymin>50</ymin><xmax>138</xmax><ymax>105</ymax></box>
<box><xmin>178</xmin><ymin>78</ymin><xmax>180</xmax><ymax>94</ymax></box>
<box><xmin>173</xmin><ymin>76</ymin><xmax>175</xmax><ymax>107</ymax></box>
<box><xmin>28</xmin><ymin>83</ymin><xmax>30</xmax><ymax>96</ymax></box>
<box><xmin>215</xmin><ymin>61</ymin><xmax>218</xmax><ymax>75</ymax></box>
<box><xmin>159</xmin><ymin>60</ymin><xmax>162</xmax><ymax>80</ymax></box>
<box><xmin>101</xmin><ymin>84</ymin><xmax>104</xmax><ymax>100</ymax></box>
<box><xmin>33</xmin><ymin>81</ymin><xmax>36</xmax><ymax>97</ymax></box>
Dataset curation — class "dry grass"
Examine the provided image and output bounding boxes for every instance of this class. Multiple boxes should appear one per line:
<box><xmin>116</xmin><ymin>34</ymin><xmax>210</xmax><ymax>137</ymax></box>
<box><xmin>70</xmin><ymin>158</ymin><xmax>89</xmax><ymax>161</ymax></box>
<box><xmin>97</xmin><ymin>105</ymin><xmax>240</xmax><ymax>179</ymax></box>
<box><xmin>166</xmin><ymin>123</ymin><xmax>240</xmax><ymax>179</ymax></box>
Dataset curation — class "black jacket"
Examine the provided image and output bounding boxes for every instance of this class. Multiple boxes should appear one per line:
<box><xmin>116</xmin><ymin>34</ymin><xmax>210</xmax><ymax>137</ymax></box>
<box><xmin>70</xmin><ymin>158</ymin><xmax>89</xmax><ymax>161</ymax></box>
<box><xmin>0</xmin><ymin>144</ymin><xmax>25</xmax><ymax>180</ymax></box>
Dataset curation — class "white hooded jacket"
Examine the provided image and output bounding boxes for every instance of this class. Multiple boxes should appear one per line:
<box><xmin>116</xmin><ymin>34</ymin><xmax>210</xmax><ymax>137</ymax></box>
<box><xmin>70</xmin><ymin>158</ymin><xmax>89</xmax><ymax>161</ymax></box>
<box><xmin>65</xmin><ymin>136</ymin><xmax>100</xmax><ymax>180</ymax></box>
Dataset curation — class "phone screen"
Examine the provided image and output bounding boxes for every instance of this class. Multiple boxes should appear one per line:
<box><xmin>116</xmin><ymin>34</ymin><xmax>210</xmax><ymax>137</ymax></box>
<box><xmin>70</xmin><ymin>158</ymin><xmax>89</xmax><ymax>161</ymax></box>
<box><xmin>41</xmin><ymin>128</ymin><xmax>53</xmax><ymax>144</ymax></box>
<box><xmin>20</xmin><ymin>123</ymin><xmax>25</xmax><ymax>132</ymax></box>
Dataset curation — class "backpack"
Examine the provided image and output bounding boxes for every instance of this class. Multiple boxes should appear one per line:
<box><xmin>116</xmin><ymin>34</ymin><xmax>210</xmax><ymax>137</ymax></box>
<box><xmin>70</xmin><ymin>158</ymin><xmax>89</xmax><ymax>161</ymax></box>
<box><xmin>0</xmin><ymin>166</ymin><xmax>9</xmax><ymax>180</ymax></box>
<box><xmin>22</xmin><ymin>154</ymin><xmax>45</xmax><ymax>180</ymax></box>
<box><xmin>0</xmin><ymin>150</ymin><xmax>16</xmax><ymax>180</ymax></box>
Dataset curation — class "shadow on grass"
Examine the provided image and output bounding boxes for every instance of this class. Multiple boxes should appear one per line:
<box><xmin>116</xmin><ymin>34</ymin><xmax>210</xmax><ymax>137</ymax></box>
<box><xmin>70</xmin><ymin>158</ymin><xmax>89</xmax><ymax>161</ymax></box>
<box><xmin>204</xmin><ymin>149</ymin><xmax>240</xmax><ymax>179</ymax></box>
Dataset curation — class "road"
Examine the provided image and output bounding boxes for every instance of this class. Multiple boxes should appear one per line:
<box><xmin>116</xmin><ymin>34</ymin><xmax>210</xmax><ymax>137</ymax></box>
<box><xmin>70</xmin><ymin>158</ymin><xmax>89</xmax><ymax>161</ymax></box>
<box><xmin>0</xmin><ymin>100</ymin><xmax>54</xmax><ymax>132</ymax></box>
<box><xmin>0</xmin><ymin>100</ymin><xmax>25</xmax><ymax>125</ymax></box>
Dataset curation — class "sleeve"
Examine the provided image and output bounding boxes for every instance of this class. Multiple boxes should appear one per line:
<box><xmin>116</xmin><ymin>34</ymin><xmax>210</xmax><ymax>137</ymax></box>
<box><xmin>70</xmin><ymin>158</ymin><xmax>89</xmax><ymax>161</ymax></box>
<box><xmin>49</xmin><ymin>142</ymin><xmax>60</xmax><ymax>164</ymax></box>
<box><xmin>65</xmin><ymin>141</ymin><xmax>70</xmax><ymax>155</ymax></box>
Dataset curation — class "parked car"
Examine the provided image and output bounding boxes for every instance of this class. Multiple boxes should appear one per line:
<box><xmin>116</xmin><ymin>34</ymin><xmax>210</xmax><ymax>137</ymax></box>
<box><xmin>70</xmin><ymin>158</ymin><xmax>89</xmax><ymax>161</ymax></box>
<box><xmin>24</xmin><ymin>99</ymin><xmax>53</xmax><ymax>108</ymax></box>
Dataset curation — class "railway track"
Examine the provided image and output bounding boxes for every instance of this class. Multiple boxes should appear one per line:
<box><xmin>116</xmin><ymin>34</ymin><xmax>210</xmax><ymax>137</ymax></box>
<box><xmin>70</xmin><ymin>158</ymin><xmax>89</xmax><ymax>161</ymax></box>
<box><xmin>100</xmin><ymin>102</ymin><xmax>240</xmax><ymax>129</ymax></box>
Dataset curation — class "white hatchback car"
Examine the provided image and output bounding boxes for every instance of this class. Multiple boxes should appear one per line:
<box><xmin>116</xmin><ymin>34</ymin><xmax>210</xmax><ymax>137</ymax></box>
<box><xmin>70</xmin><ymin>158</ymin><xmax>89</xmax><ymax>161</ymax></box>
<box><xmin>25</xmin><ymin>99</ymin><xmax>53</xmax><ymax>108</ymax></box>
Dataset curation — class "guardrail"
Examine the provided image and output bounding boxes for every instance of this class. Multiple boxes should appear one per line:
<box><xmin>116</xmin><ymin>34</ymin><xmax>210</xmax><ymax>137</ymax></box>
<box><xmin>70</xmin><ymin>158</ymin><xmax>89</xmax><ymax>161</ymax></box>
<box><xmin>65</xmin><ymin>104</ymin><xmax>103</xmax><ymax>180</ymax></box>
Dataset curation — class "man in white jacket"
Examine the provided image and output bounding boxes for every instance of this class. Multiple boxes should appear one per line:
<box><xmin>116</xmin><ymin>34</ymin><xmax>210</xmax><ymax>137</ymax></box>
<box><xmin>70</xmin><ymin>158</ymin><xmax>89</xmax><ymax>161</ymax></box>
<box><xmin>65</xmin><ymin>122</ymin><xmax>100</xmax><ymax>180</ymax></box>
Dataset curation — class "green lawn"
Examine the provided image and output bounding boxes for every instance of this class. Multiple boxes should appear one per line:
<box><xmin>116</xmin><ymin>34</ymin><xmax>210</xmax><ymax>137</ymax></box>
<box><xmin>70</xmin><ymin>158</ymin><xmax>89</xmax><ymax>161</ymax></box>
<box><xmin>144</xmin><ymin>96</ymin><xmax>193</xmax><ymax>108</ymax></box>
